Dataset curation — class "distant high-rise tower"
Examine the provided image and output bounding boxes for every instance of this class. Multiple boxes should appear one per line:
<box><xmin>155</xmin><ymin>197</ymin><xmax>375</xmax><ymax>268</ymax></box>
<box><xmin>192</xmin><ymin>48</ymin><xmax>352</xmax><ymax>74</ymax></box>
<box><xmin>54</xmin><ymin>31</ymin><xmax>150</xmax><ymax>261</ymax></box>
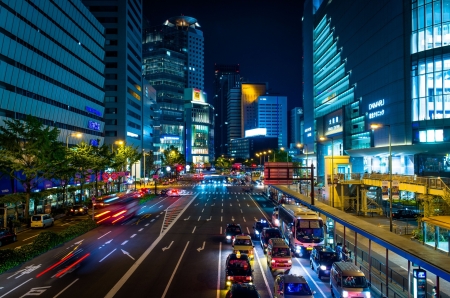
<box><xmin>257</xmin><ymin>95</ymin><xmax>288</xmax><ymax>148</ymax></box>
<box><xmin>290</xmin><ymin>107</ymin><xmax>303</xmax><ymax>147</ymax></box>
<box><xmin>143</xmin><ymin>16</ymin><xmax>204</xmax><ymax>153</ymax></box>
<box><xmin>241</xmin><ymin>83</ymin><xmax>267</xmax><ymax>137</ymax></box>
<box><xmin>83</xmin><ymin>0</ymin><xmax>144</xmax><ymax>151</ymax></box>
<box><xmin>213</xmin><ymin>64</ymin><xmax>241</xmax><ymax>158</ymax></box>
<box><xmin>227</xmin><ymin>87</ymin><xmax>242</xmax><ymax>155</ymax></box>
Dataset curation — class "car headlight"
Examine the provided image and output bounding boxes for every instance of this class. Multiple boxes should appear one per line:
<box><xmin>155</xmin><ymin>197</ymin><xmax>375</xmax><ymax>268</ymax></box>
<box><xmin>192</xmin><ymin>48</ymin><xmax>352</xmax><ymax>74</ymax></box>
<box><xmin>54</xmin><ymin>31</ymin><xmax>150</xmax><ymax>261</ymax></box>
<box><xmin>364</xmin><ymin>292</ymin><xmax>371</xmax><ymax>298</ymax></box>
<box><xmin>226</xmin><ymin>235</ymin><xmax>231</xmax><ymax>240</ymax></box>
<box><xmin>320</xmin><ymin>265</ymin><xmax>327</xmax><ymax>270</ymax></box>
<box><xmin>295</xmin><ymin>247</ymin><xmax>301</xmax><ymax>252</ymax></box>
<box><xmin>342</xmin><ymin>291</ymin><xmax>348</xmax><ymax>298</ymax></box>
<box><xmin>255</xmin><ymin>230</ymin><xmax>259</xmax><ymax>235</ymax></box>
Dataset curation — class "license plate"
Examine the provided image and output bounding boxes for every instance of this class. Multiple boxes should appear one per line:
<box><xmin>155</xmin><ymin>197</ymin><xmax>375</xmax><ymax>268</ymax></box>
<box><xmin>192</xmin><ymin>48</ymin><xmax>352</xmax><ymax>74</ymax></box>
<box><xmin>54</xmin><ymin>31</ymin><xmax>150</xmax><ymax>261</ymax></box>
<box><xmin>307</xmin><ymin>247</ymin><xmax>313</xmax><ymax>250</ymax></box>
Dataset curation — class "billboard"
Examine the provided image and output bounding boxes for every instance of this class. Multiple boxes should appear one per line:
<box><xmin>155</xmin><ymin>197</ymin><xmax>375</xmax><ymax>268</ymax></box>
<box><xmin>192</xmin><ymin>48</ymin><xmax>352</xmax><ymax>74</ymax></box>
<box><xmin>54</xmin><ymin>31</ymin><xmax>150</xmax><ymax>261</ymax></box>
<box><xmin>184</xmin><ymin>88</ymin><xmax>207</xmax><ymax>103</ymax></box>
<box><xmin>324</xmin><ymin>109</ymin><xmax>343</xmax><ymax>135</ymax></box>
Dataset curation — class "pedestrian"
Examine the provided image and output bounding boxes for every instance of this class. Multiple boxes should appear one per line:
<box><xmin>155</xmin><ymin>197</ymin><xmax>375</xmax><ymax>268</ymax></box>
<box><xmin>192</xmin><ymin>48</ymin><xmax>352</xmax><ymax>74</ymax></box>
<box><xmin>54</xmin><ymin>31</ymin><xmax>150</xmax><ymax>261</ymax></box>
<box><xmin>8</xmin><ymin>218</ymin><xmax>14</xmax><ymax>233</ymax></box>
<box><xmin>433</xmin><ymin>286</ymin><xmax>438</xmax><ymax>297</ymax></box>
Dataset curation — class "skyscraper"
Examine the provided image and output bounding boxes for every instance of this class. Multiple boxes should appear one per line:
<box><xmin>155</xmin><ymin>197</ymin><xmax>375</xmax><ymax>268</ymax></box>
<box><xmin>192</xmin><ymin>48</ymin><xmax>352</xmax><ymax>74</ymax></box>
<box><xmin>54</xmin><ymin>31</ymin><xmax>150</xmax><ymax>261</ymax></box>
<box><xmin>142</xmin><ymin>16</ymin><xmax>205</xmax><ymax>154</ymax></box>
<box><xmin>241</xmin><ymin>83</ymin><xmax>267</xmax><ymax>137</ymax></box>
<box><xmin>227</xmin><ymin>87</ymin><xmax>242</xmax><ymax>155</ymax></box>
<box><xmin>213</xmin><ymin>64</ymin><xmax>241</xmax><ymax>158</ymax></box>
<box><xmin>82</xmin><ymin>0</ymin><xmax>144</xmax><ymax>152</ymax></box>
<box><xmin>257</xmin><ymin>95</ymin><xmax>288</xmax><ymax>148</ymax></box>
<box><xmin>0</xmin><ymin>0</ymin><xmax>105</xmax><ymax>150</ymax></box>
<box><xmin>290</xmin><ymin>107</ymin><xmax>303</xmax><ymax>147</ymax></box>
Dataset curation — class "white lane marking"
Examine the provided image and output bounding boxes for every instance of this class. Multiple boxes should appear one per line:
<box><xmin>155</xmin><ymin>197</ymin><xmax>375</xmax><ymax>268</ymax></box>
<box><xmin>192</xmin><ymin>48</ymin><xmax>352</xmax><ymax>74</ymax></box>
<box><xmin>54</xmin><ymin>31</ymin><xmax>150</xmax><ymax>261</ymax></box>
<box><xmin>184</xmin><ymin>216</ymin><xmax>190</xmax><ymax>221</ymax></box>
<box><xmin>240</xmin><ymin>209</ymin><xmax>243</xmax><ymax>213</ymax></box>
<box><xmin>53</xmin><ymin>278</ymin><xmax>79</xmax><ymax>298</ymax></box>
<box><xmin>98</xmin><ymin>231</ymin><xmax>112</xmax><ymax>239</ymax></box>
<box><xmin>221</xmin><ymin>216</ymin><xmax>223</xmax><ymax>222</ymax></box>
<box><xmin>205</xmin><ymin>203</ymin><xmax>207</xmax><ymax>206</ymax></box>
<box><xmin>156</xmin><ymin>215</ymin><xmax>160</xmax><ymax>218</ymax></box>
<box><xmin>0</xmin><ymin>278</ymin><xmax>32</xmax><ymax>298</ymax></box>
<box><xmin>222</xmin><ymin>203</ymin><xmax>223</xmax><ymax>206</ymax></box>
<box><xmin>151</xmin><ymin>219</ymin><xmax>155</xmax><ymax>222</ymax></box>
<box><xmin>121</xmin><ymin>240</ymin><xmax>128</xmax><ymax>245</ymax></box>
<box><xmin>130</xmin><ymin>234</ymin><xmax>137</xmax><ymax>238</ymax></box>
<box><xmin>246</xmin><ymin>227</ymin><xmax>250</xmax><ymax>234</ymax></box>
<box><xmin>294</xmin><ymin>258</ymin><xmax>326</xmax><ymax>297</ymax></box>
<box><xmin>198</xmin><ymin>216</ymin><xmax>201</xmax><ymax>221</ymax></box>
<box><xmin>197</xmin><ymin>241</ymin><xmax>205</xmax><ymax>252</ymax></box>
<box><xmin>61</xmin><ymin>223</ymin><xmax>70</xmax><ymax>226</ymax></box>
<box><xmin>162</xmin><ymin>241</ymin><xmax>174</xmax><ymax>251</ymax></box>
<box><xmin>105</xmin><ymin>194</ymin><xmax>198</xmax><ymax>298</ymax></box>
<box><xmin>99</xmin><ymin>248</ymin><xmax>117</xmax><ymax>262</ymax></box>
<box><xmin>202</xmin><ymin>208</ymin><xmax>204</xmax><ymax>213</ymax></box>
<box><xmin>254</xmin><ymin>246</ymin><xmax>271</xmax><ymax>295</ymax></box>
<box><xmin>159</xmin><ymin>205</ymin><xmax>163</xmax><ymax>208</ymax></box>
<box><xmin>121</xmin><ymin>249</ymin><xmax>135</xmax><ymax>260</ymax></box>
<box><xmin>138</xmin><ymin>228</ymin><xmax>143</xmax><ymax>232</ymax></box>
<box><xmin>243</xmin><ymin>217</ymin><xmax>246</xmax><ymax>222</ymax></box>
<box><xmin>145</xmin><ymin>223</ymin><xmax>149</xmax><ymax>226</ymax></box>
<box><xmin>192</xmin><ymin>226</ymin><xmax>196</xmax><ymax>234</ymax></box>
<box><xmin>22</xmin><ymin>234</ymin><xmax>39</xmax><ymax>241</ymax></box>
<box><xmin>239</xmin><ymin>204</ymin><xmax>240</xmax><ymax>207</ymax></box>
<box><xmin>220</xmin><ymin>226</ymin><xmax>222</xmax><ymax>234</ymax></box>
<box><xmin>161</xmin><ymin>241</ymin><xmax>190</xmax><ymax>298</ymax></box>
<box><xmin>160</xmin><ymin>212</ymin><xmax>164</xmax><ymax>214</ymax></box>
<box><xmin>221</xmin><ymin>209</ymin><xmax>223</xmax><ymax>213</ymax></box>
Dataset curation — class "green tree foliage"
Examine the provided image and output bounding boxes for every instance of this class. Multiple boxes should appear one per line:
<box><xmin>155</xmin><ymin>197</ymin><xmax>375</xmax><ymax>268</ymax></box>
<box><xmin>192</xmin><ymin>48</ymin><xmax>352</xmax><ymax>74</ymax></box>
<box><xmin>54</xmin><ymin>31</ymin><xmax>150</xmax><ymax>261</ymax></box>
<box><xmin>215</xmin><ymin>156</ymin><xmax>232</xmax><ymax>170</ymax></box>
<box><xmin>0</xmin><ymin>116</ymin><xmax>66</xmax><ymax>221</ymax></box>
<box><xmin>161</xmin><ymin>145</ymin><xmax>185</xmax><ymax>168</ymax></box>
<box><xmin>110</xmin><ymin>143</ymin><xmax>142</xmax><ymax>191</ymax></box>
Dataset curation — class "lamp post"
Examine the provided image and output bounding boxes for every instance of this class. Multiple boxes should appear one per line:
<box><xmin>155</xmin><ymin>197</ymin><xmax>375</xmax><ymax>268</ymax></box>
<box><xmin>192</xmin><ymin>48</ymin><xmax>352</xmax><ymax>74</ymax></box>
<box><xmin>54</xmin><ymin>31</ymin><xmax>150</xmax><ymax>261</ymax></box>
<box><xmin>268</xmin><ymin>150</ymin><xmax>272</xmax><ymax>162</ymax></box>
<box><xmin>256</xmin><ymin>153</ymin><xmax>262</xmax><ymax>168</ymax></box>
<box><xmin>280</xmin><ymin>147</ymin><xmax>288</xmax><ymax>161</ymax></box>
<box><xmin>66</xmin><ymin>132</ymin><xmax>82</xmax><ymax>149</ymax></box>
<box><xmin>371</xmin><ymin>123</ymin><xmax>393</xmax><ymax>232</ymax></box>
<box><xmin>319</xmin><ymin>136</ymin><xmax>334</xmax><ymax>207</ymax></box>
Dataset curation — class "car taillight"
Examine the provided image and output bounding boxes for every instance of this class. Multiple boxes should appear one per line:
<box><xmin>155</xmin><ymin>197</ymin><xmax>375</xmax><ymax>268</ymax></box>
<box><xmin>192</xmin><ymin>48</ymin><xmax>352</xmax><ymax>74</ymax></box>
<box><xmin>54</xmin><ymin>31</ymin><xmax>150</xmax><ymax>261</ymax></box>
<box><xmin>288</xmin><ymin>260</ymin><xmax>292</xmax><ymax>263</ymax></box>
<box><xmin>227</xmin><ymin>276</ymin><xmax>234</xmax><ymax>280</ymax></box>
<box><xmin>79</xmin><ymin>208</ymin><xmax>83</xmax><ymax>211</ymax></box>
<box><xmin>246</xmin><ymin>276</ymin><xmax>252</xmax><ymax>281</ymax></box>
<box><xmin>70</xmin><ymin>209</ymin><xmax>73</xmax><ymax>211</ymax></box>
<box><xmin>271</xmin><ymin>260</ymin><xmax>276</xmax><ymax>263</ymax></box>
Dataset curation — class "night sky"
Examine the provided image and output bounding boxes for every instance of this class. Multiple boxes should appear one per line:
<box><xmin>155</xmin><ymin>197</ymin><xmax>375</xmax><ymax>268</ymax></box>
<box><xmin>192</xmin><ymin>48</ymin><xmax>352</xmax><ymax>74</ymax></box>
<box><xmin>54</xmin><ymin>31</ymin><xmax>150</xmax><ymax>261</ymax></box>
<box><xmin>143</xmin><ymin>0</ymin><xmax>304</xmax><ymax>110</ymax></box>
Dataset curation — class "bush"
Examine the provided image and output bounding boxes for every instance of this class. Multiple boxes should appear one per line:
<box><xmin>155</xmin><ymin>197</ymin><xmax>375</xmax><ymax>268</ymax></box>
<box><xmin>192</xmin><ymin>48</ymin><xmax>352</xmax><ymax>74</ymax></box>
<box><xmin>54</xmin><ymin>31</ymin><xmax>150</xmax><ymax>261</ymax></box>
<box><xmin>0</xmin><ymin>219</ymin><xmax>98</xmax><ymax>275</ymax></box>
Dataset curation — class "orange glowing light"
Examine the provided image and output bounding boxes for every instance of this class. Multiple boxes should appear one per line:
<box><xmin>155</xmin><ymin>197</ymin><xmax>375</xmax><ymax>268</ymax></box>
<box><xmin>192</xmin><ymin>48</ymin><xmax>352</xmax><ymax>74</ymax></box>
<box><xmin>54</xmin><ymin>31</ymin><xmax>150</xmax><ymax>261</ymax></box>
<box><xmin>96</xmin><ymin>216</ymin><xmax>111</xmax><ymax>223</ymax></box>
<box><xmin>111</xmin><ymin>215</ymin><xmax>124</xmax><ymax>224</ymax></box>
<box><xmin>95</xmin><ymin>210</ymin><xmax>111</xmax><ymax>218</ymax></box>
<box><xmin>112</xmin><ymin>210</ymin><xmax>127</xmax><ymax>217</ymax></box>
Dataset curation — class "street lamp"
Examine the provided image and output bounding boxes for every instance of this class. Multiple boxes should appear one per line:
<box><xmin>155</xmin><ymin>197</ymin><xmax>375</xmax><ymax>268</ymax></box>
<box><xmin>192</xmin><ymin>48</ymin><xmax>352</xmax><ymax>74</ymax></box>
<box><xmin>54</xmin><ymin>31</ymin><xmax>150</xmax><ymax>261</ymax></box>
<box><xmin>111</xmin><ymin>140</ymin><xmax>124</xmax><ymax>152</ymax></box>
<box><xmin>280</xmin><ymin>147</ymin><xmax>288</xmax><ymax>161</ymax></box>
<box><xmin>66</xmin><ymin>132</ymin><xmax>82</xmax><ymax>149</ymax></box>
<box><xmin>268</xmin><ymin>150</ymin><xmax>272</xmax><ymax>162</ymax></box>
<box><xmin>319</xmin><ymin>136</ymin><xmax>334</xmax><ymax>208</ymax></box>
<box><xmin>256</xmin><ymin>153</ymin><xmax>262</xmax><ymax>167</ymax></box>
<box><xmin>371</xmin><ymin>123</ymin><xmax>393</xmax><ymax>232</ymax></box>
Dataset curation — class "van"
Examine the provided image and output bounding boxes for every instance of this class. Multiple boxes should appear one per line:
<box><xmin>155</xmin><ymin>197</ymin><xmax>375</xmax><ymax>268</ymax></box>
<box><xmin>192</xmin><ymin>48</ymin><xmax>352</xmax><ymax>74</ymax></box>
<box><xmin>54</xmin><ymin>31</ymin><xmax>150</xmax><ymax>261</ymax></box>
<box><xmin>267</xmin><ymin>238</ymin><xmax>292</xmax><ymax>273</ymax></box>
<box><xmin>31</xmin><ymin>214</ymin><xmax>54</xmax><ymax>228</ymax></box>
<box><xmin>330</xmin><ymin>262</ymin><xmax>371</xmax><ymax>298</ymax></box>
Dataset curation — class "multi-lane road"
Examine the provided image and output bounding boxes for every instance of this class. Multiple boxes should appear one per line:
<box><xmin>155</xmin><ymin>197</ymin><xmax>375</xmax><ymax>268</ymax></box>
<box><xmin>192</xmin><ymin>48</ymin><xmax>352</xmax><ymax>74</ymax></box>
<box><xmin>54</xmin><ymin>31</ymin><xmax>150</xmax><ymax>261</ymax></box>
<box><xmin>0</xmin><ymin>182</ymin><xmax>333</xmax><ymax>298</ymax></box>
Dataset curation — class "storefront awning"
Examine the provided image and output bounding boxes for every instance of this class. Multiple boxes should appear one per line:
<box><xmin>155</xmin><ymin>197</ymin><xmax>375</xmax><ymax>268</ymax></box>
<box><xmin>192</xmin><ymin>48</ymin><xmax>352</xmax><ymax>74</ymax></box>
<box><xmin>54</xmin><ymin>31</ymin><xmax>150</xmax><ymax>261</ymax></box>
<box><xmin>422</xmin><ymin>216</ymin><xmax>450</xmax><ymax>230</ymax></box>
<box><xmin>345</xmin><ymin>143</ymin><xmax>450</xmax><ymax>157</ymax></box>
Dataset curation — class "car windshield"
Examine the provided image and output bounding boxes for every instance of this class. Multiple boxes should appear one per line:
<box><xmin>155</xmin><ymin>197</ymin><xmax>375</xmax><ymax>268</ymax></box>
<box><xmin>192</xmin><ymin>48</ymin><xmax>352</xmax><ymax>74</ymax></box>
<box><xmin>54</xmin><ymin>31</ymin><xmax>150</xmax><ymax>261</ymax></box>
<box><xmin>227</xmin><ymin>226</ymin><xmax>241</xmax><ymax>234</ymax></box>
<box><xmin>264</xmin><ymin>230</ymin><xmax>281</xmax><ymax>239</ymax></box>
<box><xmin>342</xmin><ymin>276</ymin><xmax>368</xmax><ymax>288</ymax></box>
<box><xmin>296</xmin><ymin>220</ymin><xmax>324</xmax><ymax>241</ymax></box>
<box><xmin>32</xmin><ymin>216</ymin><xmax>41</xmax><ymax>221</ymax></box>
<box><xmin>234</xmin><ymin>239</ymin><xmax>252</xmax><ymax>245</ymax></box>
<box><xmin>284</xmin><ymin>283</ymin><xmax>313</xmax><ymax>295</ymax></box>
<box><xmin>319</xmin><ymin>252</ymin><xmax>339</xmax><ymax>262</ymax></box>
<box><xmin>272</xmin><ymin>247</ymin><xmax>290</xmax><ymax>257</ymax></box>
<box><xmin>256</xmin><ymin>222</ymin><xmax>269</xmax><ymax>230</ymax></box>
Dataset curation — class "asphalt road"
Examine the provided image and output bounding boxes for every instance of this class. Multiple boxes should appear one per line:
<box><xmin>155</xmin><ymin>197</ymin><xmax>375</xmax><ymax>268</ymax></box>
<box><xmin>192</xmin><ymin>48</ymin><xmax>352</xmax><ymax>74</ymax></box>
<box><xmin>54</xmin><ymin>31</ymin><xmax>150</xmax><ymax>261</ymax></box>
<box><xmin>0</xmin><ymin>183</ymin><xmax>333</xmax><ymax>298</ymax></box>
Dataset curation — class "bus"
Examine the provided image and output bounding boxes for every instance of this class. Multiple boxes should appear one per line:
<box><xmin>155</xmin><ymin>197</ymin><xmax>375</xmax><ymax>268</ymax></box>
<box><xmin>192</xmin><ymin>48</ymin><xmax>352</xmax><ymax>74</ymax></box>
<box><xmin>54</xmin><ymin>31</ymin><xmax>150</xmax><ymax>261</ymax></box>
<box><xmin>278</xmin><ymin>203</ymin><xmax>325</xmax><ymax>257</ymax></box>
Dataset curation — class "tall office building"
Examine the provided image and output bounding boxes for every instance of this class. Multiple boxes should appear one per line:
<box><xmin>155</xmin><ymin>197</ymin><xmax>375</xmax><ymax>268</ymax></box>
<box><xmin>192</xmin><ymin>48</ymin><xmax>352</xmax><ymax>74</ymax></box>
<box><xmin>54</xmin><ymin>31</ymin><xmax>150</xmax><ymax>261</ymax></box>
<box><xmin>290</xmin><ymin>107</ymin><xmax>304</xmax><ymax>147</ymax></box>
<box><xmin>303</xmin><ymin>0</ymin><xmax>450</xmax><ymax>180</ymax></box>
<box><xmin>143</xmin><ymin>16</ymin><xmax>205</xmax><ymax>154</ymax></box>
<box><xmin>0</xmin><ymin>0</ymin><xmax>105</xmax><ymax>152</ymax></box>
<box><xmin>213</xmin><ymin>64</ymin><xmax>241</xmax><ymax>158</ymax></box>
<box><xmin>83</xmin><ymin>0</ymin><xmax>144</xmax><ymax>155</ymax></box>
<box><xmin>257</xmin><ymin>95</ymin><xmax>288</xmax><ymax>148</ymax></box>
<box><xmin>227</xmin><ymin>87</ymin><xmax>242</xmax><ymax>155</ymax></box>
<box><xmin>241</xmin><ymin>83</ymin><xmax>267</xmax><ymax>137</ymax></box>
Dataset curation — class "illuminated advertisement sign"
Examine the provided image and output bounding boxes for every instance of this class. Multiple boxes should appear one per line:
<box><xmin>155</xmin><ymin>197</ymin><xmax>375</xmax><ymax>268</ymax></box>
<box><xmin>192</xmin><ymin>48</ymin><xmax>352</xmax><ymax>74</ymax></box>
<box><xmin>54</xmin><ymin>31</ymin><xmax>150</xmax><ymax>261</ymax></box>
<box><xmin>245</xmin><ymin>128</ymin><xmax>267</xmax><ymax>137</ymax></box>
<box><xmin>88</xmin><ymin>121</ymin><xmax>101</xmax><ymax>131</ymax></box>
<box><xmin>184</xmin><ymin>88</ymin><xmax>207</xmax><ymax>103</ymax></box>
<box><xmin>304</xmin><ymin>127</ymin><xmax>312</xmax><ymax>138</ymax></box>
<box><xmin>324</xmin><ymin>109</ymin><xmax>343</xmax><ymax>134</ymax></box>
<box><xmin>85</xmin><ymin>106</ymin><xmax>102</xmax><ymax>117</ymax></box>
<box><xmin>368</xmin><ymin>99</ymin><xmax>385</xmax><ymax>119</ymax></box>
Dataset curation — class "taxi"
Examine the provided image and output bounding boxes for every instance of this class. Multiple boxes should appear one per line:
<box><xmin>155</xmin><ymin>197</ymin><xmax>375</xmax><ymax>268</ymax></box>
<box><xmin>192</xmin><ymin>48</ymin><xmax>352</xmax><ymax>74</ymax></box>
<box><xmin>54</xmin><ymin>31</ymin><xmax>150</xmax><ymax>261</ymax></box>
<box><xmin>232</xmin><ymin>235</ymin><xmax>254</xmax><ymax>260</ymax></box>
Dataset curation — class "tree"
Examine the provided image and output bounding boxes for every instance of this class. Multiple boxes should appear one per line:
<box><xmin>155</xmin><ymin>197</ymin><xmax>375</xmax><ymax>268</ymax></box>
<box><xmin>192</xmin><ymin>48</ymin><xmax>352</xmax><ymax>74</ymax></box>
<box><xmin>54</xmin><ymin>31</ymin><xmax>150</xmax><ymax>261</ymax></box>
<box><xmin>111</xmin><ymin>143</ymin><xmax>142</xmax><ymax>191</ymax></box>
<box><xmin>0</xmin><ymin>115</ymin><xmax>66</xmax><ymax>221</ymax></box>
<box><xmin>66</xmin><ymin>141</ymin><xmax>95</xmax><ymax>202</ymax></box>
<box><xmin>161</xmin><ymin>145</ymin><xmax>185</xmax><ymax>168</ymax></box>
<box><xmin>215</xmin><ymin>156</ymin><xmax>232</xmax><ymax>170</ymax></box>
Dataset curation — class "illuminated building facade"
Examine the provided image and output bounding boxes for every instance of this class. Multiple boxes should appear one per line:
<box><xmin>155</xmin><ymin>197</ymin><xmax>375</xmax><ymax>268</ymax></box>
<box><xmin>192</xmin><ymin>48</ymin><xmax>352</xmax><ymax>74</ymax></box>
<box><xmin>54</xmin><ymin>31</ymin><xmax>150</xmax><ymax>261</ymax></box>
<box><xmin>241</xmin><ymin>83</ymin><xmax>267</xmax><ymax>137</ymax></box>
<box><xmin>257</xmin><ymin>95</ymin><xmax>288</xmax><ymax>148</ymax></box>
<box><xmin>0</xmin><ymin>0</ymin><xmax>105</xmax><ymax>149</ymax></box>
<box><xmin>290</xmin><ymin>107</ymin><xmax>304</xmax><ymax>147</ymax></box>
<box><xmin>227</xmin><ymin>87</ymin><xmax>242</xmax><ymax>155</ymax></box>
<box><xmin>184</xmin><ymin>88</ymin><xmax>214</xmax><ymax>165</ymax></box>
<box><xmin>143</xmin><ymin>16</ymin><xmax>204</xmax><ymax>154</ymax></box>
<box><xmin>213</xmin><ymin>64</ymin><xmax>241</xmax><ymax>158</ymax></box>
<box><xmin>303</xmin><ymin>0</ymin><xmax>450</xmax><ymax>179</ymax></box>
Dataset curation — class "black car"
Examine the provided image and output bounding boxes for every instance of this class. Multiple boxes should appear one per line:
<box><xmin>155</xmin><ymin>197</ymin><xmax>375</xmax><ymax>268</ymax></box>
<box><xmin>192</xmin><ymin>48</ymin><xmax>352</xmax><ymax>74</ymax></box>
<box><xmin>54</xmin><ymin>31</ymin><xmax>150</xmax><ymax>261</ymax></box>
<box><xmin>160</xmin><ymin>189</ymin><xmax>170</xmax><ymax>196</ymax></box>
<box><xmin>224</xmin><ymin>223</ymin><xmax>242</xmax><ymax>243</ymax></box>
<box><xmin>69</xmin><ymin>205</ymin><xmax>88</xmax><ymax>215</ymax></box>
<box><xmin>252</xmin><ymin>219</ymin><xmax>270</xmax><ymax>239</ymax></box>
<box><xmin>225</xmin><ymin>253</ymin><xmax>253</xmax><ymax>289</ymax></box>
<box><xmin>309</xmin><ymin>246</ymin><xmax>339</xmax><ymax>279</ymax></box>
<box><xmin>226</xmin><ymin>283</ymin><xmax>260</xmax><ymax>298</ymax></box>
<box><xmin>260</xmin><ymin>227</ymin><xmax>282</xmax><ymax>253</ymax></box>
<box><xmin>0</xmin><ymin>228</ymin><xmax>17</xmax><ymax>247</ymax></box>
<box><xmin>392</xmin><ymin>209</ymin><xmax>421</xmax><ymax>220</ymax></box>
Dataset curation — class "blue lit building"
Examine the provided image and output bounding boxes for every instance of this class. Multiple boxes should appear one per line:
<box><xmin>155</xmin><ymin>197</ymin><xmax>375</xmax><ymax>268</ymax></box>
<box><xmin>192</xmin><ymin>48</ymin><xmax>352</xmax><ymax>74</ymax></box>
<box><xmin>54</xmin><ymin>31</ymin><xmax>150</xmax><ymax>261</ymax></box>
<box><xmin>0</xmin><ymin>0</ymin><xmax>105</xmax><ymax>148</ymax></box>
<box><xmin>257</xmin><ymin>95</ymin><xmax>288</xmax><ymax>149</ymax></box>
<box><xmin>303</xmin><ymin>0</ymin><xmax>450</xmax><ymax>180</ymax></box>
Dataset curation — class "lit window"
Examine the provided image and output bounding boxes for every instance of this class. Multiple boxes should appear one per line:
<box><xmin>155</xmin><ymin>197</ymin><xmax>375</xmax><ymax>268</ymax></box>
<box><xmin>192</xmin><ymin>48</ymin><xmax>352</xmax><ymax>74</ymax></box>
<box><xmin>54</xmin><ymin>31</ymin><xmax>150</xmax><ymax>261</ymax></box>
<box><xmin>427</xmin><ymin>130</ymin><xmax>435</xmax><ymax>142</ymax></box>
<box><xmin>436</xmin><ymin>129</ymin><xmax>444</xmax><ymax>142</ymax></box>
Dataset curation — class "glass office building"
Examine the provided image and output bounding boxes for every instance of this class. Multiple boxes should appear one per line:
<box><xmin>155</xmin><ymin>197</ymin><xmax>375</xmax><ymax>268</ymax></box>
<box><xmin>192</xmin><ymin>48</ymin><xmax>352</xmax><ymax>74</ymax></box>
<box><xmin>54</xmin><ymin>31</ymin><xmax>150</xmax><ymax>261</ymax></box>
<box><xmin>0</xmin><ymin>0</ymin><xmax>105</xmax><ymax>147</ymax></box>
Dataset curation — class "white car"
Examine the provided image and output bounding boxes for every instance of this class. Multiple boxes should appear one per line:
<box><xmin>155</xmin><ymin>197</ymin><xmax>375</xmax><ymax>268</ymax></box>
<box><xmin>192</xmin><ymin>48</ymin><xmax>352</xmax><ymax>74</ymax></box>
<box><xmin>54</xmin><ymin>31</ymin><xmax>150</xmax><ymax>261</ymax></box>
<box><xmin>31</xmin><ymin>214</ymin><xmax>54</xmax><ymax>228</ymax></box>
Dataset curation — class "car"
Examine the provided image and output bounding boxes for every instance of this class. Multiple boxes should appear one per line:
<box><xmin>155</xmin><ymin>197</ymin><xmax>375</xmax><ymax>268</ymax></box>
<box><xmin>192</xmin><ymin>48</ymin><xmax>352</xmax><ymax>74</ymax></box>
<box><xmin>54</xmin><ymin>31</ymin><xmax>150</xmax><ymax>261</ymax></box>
<box><xmin>309</xmin><ymin>246</ymin><xmax>339</xmax><ymax>279</ymax></box>
<box><xmin>0</xmin><ymin>228</ymin><xmax>17</xmax><ymax>247</ymax></box>
<box><xmin>69</xmin><ymin>205</ymin><xmax>88</xmax><ymax>215</ymax></box>
<box><xmin>225</xmin><ymin>252</ymin><xmax>253</xmax><ymax>289</ymax></box>
<box><xmin>31</xmin><ymin>214</ymin><xmax>54</xmax><ymax>228</ymax></box>
<box><xmin>160</xmin><ymin>189</ymin><xmax>170</xmax><ymax>196</ymax></box>
<box><xmin>260</xmin><ymin>227</ymin><xmax>282</xmax><ymax>253</ymax></box>
<box><xmin>167</xmin><ymin>189</ymin><xmax>181</xmax><ymax>196</ymax></box>
<box><xmin>392</xmin><ymin>209</ymin><xmax>421</xmax><ymax>220</ymax></box>
<box><xmin>274</xmin><ymin>274</ymin><xmax>315</xmax><ymax>298</ymax></box>
<box><xmin>233</xmin><ymin>235</ymin><xmax>255</xmax><ymax>260</ymax></box>
<box><xmin>226</xmin><ymin>283</ymin><xmax>260</xmax><ymax>298</ymax></box>
<box><xmin>252</xmin><ymin>219</ymin><xmax>270</xmax><ymax>239</ymax></box>
<box><xmin>224</xmin><ymin>223</ymin><xmax>243</xmax><ymax>243</ymax></box>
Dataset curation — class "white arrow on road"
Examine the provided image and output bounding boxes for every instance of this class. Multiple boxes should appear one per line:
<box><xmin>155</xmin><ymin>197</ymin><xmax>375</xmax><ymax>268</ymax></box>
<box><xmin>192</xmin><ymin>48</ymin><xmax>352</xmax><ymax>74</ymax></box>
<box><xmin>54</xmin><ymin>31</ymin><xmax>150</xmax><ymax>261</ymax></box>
<box><xmin>247</xmin><ymin>204</ymin><xmax>250</xmax><ymax>207</ymax></box>
<box><xmin>184</xmin><ymin>216</ymin><xmax>190</xmax><ymax>221</ymax></box>
<box><xmin>105</xmin><ymin>239</ymin><xmax>113</xmax><ymax>244</ymax></box>
<box><xmin>231</xmin><ymin>216</ymin><xmax>235</xmax><ymax>222</ymax></box>
<box><xmin>162</xmin><ymin>241</ymin><xmax>174</xmax><ymax>251</ymax></box>
<box><xmin>230</xmin><ymin>203</ymin><xmax>232</xmax><ymax>206</ymax></box>
<box><xmin>197</xmin><ymin>241</ymin><xmax>205</xmax><ymax>252</ymax></box>
<box><xmin>243</xmin><ymin>217</ymin><xmax>246</xmax><ymax>222</ymax></box>
<box><xmin>121</xmin><ymin>249</ymin><xmax>135</xmax><ymax>260</ymax></box>
<box><xmin>206</xmin><ymin>216</ymin><xmax>212</xmax><ymax>221</ymax></box>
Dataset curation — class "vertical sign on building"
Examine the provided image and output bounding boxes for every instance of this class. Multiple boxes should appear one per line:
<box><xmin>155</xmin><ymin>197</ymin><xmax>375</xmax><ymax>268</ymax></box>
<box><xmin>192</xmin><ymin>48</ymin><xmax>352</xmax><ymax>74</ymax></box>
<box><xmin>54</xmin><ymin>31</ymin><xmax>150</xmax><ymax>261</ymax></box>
<box><xmin>381</xmin><ymin>181</ymin><xmax>389</xmax><ymax>200</ymax></box>
<box><xmin>392</xmin><ymin>180</ymin><xmax>399</xmax><ymax>200</ymax></box>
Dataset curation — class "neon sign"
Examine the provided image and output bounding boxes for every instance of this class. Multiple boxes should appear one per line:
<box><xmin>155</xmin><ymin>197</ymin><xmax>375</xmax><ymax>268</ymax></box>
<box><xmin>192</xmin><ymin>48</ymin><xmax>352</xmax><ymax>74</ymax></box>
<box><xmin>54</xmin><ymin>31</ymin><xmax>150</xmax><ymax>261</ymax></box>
<box><xmin>368</xmin><ymin>99</ymin><xmax>385</xmax><ymax>119</ymax></box>
<box><xmin>304</xmin><ymin>127</ymin><xmax>312</xmax><ymax>137</ymax></box>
